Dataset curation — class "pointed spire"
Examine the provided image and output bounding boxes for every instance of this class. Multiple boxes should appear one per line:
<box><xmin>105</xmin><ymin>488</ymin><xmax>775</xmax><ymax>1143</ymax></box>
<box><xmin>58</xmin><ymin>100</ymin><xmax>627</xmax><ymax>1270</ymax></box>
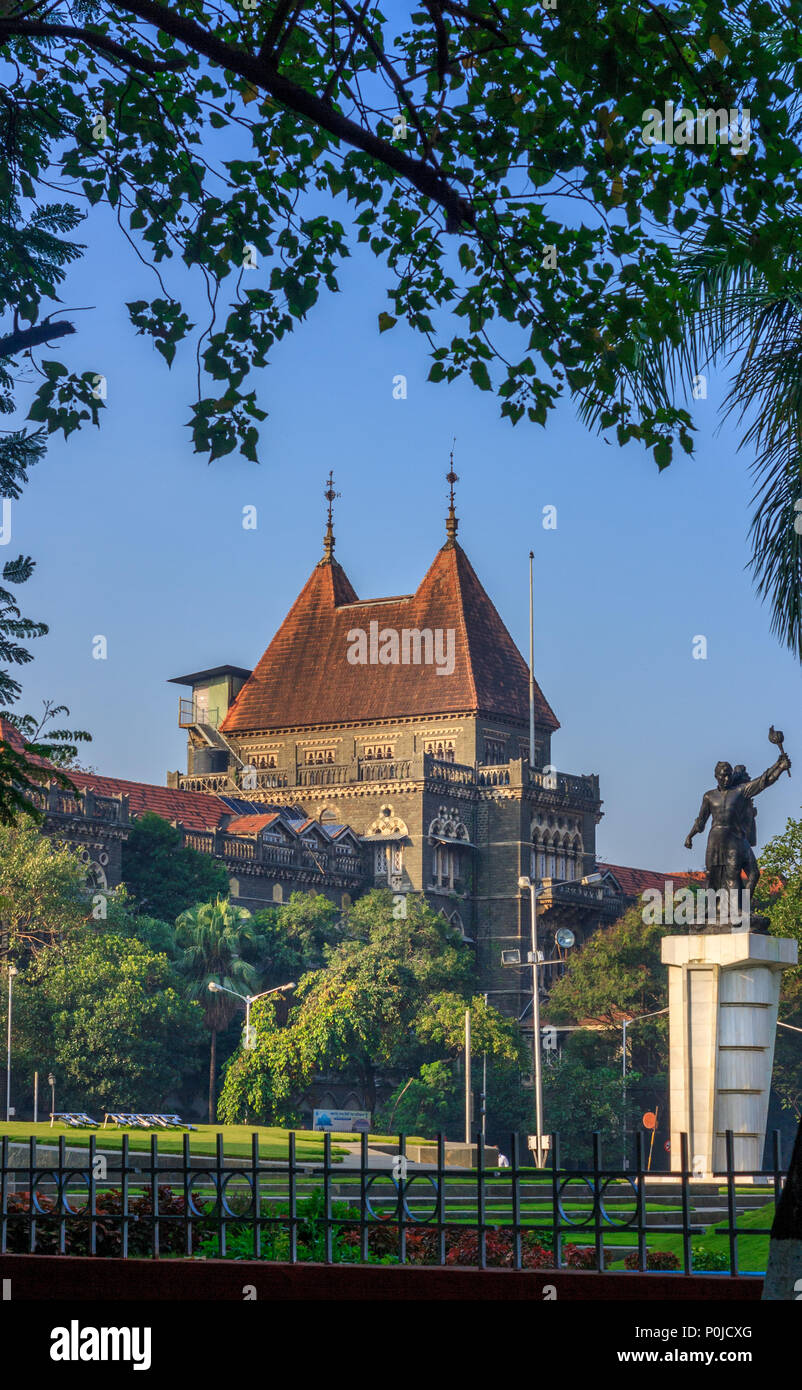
<box><xmin>445</xmin><ymin>444</ymin><xmax>459</xmax><ymax>547</ymax></box>
<box><xmin>321</xmin><ymin>470</ymin><xmax>340</xmax><ymax>563</ymax></box>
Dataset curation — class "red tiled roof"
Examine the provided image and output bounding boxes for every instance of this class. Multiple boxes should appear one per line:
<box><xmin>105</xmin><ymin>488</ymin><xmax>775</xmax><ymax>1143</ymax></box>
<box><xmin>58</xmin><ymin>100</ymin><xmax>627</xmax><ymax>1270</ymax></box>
<box><xmin>63</xmin><ymin>770</ymin><xmax>229</xmax><ymax>832</ymax></box>
<box><xmin>222</xmin><ymin>543</ymin><xmax>559</xmax><ymax>733</ymax></box>
<box><xmin>0</xmin><ymin>714</ymin><xmax>25</xmax><ymax>752</ymax></box>
<box><xmin>2</xmin><ymin>716</ymin><xmax>229</xmax><ymax>831</ymax></box>
<box><xmin>601</xmin><ymin>863</ymin><xmax>704</xmax><ymax>897</ymax></box>
<box><xmin>0</xmin><ymin>714</ymin><xmax>53</xmax><ymax>769</ymax></box>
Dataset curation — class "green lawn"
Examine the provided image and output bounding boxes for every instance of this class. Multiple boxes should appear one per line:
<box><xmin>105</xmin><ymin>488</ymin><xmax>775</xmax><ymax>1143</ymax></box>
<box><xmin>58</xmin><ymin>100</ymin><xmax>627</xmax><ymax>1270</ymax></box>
<box><xmin>0</xmin><ymin>1121</ymin><xmax>347</xmax><ymax>1161</ymax></box>
<box><xmin>602</xmin><ymin>1200</ymin><xmax>774</xmax><ymax>1273</ymax></box>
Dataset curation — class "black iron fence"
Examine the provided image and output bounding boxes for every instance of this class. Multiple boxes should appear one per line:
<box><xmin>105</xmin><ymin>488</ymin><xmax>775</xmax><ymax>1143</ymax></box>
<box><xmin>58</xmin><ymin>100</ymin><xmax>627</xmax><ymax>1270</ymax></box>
<box><xmin>0</xmin><ymin>1130</ymin><xmax>784</xmax><ymax>1274</ymax></box>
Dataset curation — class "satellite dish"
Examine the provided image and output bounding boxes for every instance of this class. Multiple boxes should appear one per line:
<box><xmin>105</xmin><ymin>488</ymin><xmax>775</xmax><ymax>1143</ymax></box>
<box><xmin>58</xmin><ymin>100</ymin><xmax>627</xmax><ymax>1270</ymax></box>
<box><xmin>555</xmin><ymin>927</ymin><xmax>576</xmax><ymax>950</ymax></box>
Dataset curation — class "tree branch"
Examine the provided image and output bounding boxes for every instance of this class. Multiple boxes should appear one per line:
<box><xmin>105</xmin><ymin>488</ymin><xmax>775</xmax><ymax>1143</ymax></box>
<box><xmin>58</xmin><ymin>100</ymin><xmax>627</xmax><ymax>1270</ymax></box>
<box><xmin>0</xmin><ymin>319</ymin><xmax>75</xmax><ymax>358</ymax></box>
<box><xmin>0</xmin><ymin>19</ymin><xmax>189</xmax><ymax>75</ymax></box>
<box><xmin>113</xmin><ymin>0</ymin><xmax>475</xmax><ymax>229</ymax></box>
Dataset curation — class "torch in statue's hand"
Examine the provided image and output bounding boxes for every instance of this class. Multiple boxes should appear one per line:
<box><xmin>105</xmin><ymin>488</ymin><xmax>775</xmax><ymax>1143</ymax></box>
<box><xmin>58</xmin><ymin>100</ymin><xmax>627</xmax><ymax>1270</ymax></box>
<box><xmin>769</xmin><ymin>726</ymin><xmax>792</xmax><ymax>777</ymax></box>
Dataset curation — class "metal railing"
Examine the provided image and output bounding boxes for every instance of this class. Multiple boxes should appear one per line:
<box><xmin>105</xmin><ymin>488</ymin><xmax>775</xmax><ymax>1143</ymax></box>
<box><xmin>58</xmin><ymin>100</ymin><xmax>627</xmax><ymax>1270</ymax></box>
<box><xmin>178</xmin><ymin>699</ymin><xmax>219</xmax><ymax>729</ymax></box>
<box><xmin>0</xmin><ymin>1130</ymin><xmax>783</xmax><ymax>1272</ymax></box>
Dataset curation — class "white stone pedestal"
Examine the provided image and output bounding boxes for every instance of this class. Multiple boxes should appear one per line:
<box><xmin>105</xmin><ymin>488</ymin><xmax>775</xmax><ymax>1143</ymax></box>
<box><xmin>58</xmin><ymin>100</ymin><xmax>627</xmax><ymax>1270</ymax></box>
<box><xmin>661</xmin><ymin>932</ymin><xmax>797</xmax><ymax>1176</ymax></box>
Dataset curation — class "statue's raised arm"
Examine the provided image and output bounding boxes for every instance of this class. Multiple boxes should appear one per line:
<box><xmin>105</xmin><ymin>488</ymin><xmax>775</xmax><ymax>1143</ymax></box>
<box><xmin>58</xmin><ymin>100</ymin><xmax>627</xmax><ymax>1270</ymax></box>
<box><xmin>741</xmin><ymin>751</ymin><xmax>791</xmax><ymax>799</ymax></box>
<box><xmin>682</xmin><ymin>730</ymin><xmax>791</xmax><ymax>932</ymax></box>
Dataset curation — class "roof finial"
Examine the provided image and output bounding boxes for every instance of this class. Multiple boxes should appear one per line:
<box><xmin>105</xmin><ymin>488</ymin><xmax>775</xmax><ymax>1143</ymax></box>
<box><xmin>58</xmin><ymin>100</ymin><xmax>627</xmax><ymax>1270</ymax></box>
<box><xmin>445</xmin><ymin>442</ymin><xmax>459</xmax><ymax>546</ymax></box>
<box><xmin>322</xmin><ymin>470</ymin><xmax>340</xmax><ymax>562</ymax></box>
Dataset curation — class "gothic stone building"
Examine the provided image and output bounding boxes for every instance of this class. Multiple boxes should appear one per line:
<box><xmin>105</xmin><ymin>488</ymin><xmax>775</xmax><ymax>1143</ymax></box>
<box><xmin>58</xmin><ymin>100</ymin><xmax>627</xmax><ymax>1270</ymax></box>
<box><xmin>165</xmin><ymin>498</ymin><xmax>627</xmax><ymax>1020</ymax></box>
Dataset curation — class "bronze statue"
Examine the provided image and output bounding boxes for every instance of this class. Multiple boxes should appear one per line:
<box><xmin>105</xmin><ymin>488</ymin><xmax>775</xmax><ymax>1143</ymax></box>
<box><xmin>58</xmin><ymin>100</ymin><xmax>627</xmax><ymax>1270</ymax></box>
<box><xmin>684</xmin><ymin>731</ymin><xmax>791</xmax><ymax>930</ymax></box>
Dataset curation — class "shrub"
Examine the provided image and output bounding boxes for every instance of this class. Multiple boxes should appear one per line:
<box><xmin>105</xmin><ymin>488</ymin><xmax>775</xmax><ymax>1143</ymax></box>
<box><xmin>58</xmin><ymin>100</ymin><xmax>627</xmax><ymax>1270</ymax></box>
<box><xmin>624</xmin><ymin>1248</ymin><xmax>682</xmax><ymax>1270</ymax></box>
<box><xmin>2</xmin><ymin>1187</ymin><xmax>202</xmax><ymax>1257</ymax></box>
<box><xmin>692</xmin><ymin>1247</ymin><xmax>730</xmax><ymax>1272</ymax></box>
<box><xmin>563</xmin><ymin>1244</ymin><xmax>598</xmax><ymax>1269</ymax></box>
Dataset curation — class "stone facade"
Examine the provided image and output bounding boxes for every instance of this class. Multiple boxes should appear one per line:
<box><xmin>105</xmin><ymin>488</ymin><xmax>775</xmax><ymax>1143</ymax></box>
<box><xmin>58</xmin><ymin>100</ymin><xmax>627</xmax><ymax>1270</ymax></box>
<box><xmin>165</xmin><ymin>501</ymin><xmax>628</xmax><ymax>1019</ymax></box>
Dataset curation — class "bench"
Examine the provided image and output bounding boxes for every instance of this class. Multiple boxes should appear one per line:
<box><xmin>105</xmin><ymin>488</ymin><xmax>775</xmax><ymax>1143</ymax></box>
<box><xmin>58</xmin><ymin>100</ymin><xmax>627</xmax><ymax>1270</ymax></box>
<box><xmin>102</xmin><ymin>1112</ymin><xmax>196</xmax><ymax>1130</ymax></box>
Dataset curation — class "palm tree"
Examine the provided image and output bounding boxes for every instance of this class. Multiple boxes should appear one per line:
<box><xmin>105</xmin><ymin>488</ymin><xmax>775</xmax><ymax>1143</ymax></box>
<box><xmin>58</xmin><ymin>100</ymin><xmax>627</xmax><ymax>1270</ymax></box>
<box><xmin>578</xmin><ymin>219</ymin><xmax>802</xmax><ymax>663</ymax></box>
<box><xmin>175</xmin><ymin>897</ymin><xmax>263</xmax><ymax>1122</ymax></box>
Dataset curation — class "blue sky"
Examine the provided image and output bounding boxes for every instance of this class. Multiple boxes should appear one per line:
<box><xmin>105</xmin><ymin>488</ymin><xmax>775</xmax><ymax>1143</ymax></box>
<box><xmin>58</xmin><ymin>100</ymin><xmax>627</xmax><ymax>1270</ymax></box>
<box><xmin>8</xmin><ymin>198</ymin><xmax>801</xmax><ymax>872</ymax></box>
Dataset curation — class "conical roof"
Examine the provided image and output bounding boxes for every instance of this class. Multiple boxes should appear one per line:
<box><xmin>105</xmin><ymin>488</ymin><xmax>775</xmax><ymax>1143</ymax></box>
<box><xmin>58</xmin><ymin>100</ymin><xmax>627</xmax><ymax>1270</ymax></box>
<box><xmin>221</xmin><ymin>544</ymin><xmax>558</xmax><ymax>733</ymax></box>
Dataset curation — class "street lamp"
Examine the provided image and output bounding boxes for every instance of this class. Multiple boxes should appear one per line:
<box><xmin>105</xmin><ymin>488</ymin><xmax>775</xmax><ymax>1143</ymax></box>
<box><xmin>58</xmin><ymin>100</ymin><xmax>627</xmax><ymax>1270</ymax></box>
<box><xmin>48</xmin><ymin>1072</ymin><xmax>55</xmax><ymax>1125</ymax></box>
<box><xmin>207</xmin><ymin>980</ymin><xmax>295</xmax><ymax>1049</ymax></box>
<box><xmin>518</xmin><ymin>871</ymin><xmax>602</xmax><ymax>1167</ymax></box>
<box><xmin>5</xmin><ymin>964</ymin><xmax>18</xmax><ymax>1122</ymax></box>
<box><xmin>621</xmin><ymin>1006</ymin><xmax>669</xmax><ymax>1168</ymax></box>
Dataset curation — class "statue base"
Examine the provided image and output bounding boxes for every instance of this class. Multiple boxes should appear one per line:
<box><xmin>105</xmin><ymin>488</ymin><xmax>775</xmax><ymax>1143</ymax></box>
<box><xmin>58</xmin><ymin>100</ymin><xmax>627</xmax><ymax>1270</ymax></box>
<box><xmin>662</xmin><ymin>932</ymin><xmax>797</xmax><ymax>1176</ymax></box>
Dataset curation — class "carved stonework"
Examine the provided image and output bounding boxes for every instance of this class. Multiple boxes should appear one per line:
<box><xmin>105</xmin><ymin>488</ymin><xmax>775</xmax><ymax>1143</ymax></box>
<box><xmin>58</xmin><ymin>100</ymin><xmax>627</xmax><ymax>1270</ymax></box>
<box><xmin>366</xmin><ymin>805</ymin><xmax>409</xmax><ymax>838</ymax></box>
<box><xmin>428</xmin><ymin>805</ymin><xmax>469</xmax><ymax>842</ymax></box>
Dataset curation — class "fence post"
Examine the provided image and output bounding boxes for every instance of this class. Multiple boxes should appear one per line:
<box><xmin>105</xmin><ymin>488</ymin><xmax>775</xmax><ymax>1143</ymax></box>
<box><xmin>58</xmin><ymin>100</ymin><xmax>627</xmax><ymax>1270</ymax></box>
<box><xmin>288</xmin><ymin>1130</ymin><xmax>297</xmax><ymax>1264</ymax></box>
<box><xmin>511</xmin><ymin>1131</ymin><xmax>521</xmax><ymax>1270</ymax></box>
<box><xmin>121</xmin><ymin>1134</ymin><xmax>130</xmax><ymax>1260</ymax></box>
<box><xmin>551</xmin><ymin>1130</ymin><xmax>561</xmax><ymax>1269</ymax></box>
<box><xmin>725</xmin><ymin>1129</ymin><xmax>739</xmax><ymax>1276</ymax></box>
<box><xmin>679</xmin><ymin>1131</ymin><xmax>691</xmax><ymax>1274</ymax></box>
<box><xmin>397</xmin><ymin>1131</ymin><xmax>406</xmax><ymax>1267</ymax></box>
<box><xmin>0</xmin><ymin>1134</ymin><xmax>7</xmax><ymax>1254</ymax></box>
<box><xmin>359</xmin><ymin>1129</ymin><xmax>369</xmax><ymax>1264</ymax></box>
<box><xmin>28</xmin><ymin>1134</ymin><xmax>36</xmax><ymax>1254</ymax></box>
<box><xmin>476</xmin><ymin>1130</ymin><xmax>485</xmax><ymax>1270</ymax></box>
<box><xmin>183</xmin><ymin>1132</ymin><xmax>192</xmax><ymax>1257</ymax></box>
<box><xmin>252</xmin><ymin>1131</ymin><xmax>261</xmax><ymax>1260</ymax></box>
<box><xmin>89</xmin><ymin>1133</ymin><xmax>97</xmax><ymax>1257</ymax></box>
<box><xmin>215</xmin><ymin>1131</ymin><xmax>224</xmax><ymax>1259</ymax></box>
<box><xmin>323</xmin><ymin>1130</ymin><xmax>332</xmax><ymax>1264</ymax></box>
<box><xmin>437</xmin><ymin>1131</ymin><xmax>446</xmax><ymax>1266</ymax></box>
<box><xmin>635</xmin><ymin>1129</ymin><xmax>647</xmax><ymax>1272</ymax></box>
<box><xmin>592</xmin><ymin>1132</ymin><xmax>603</xmax><ymax>1271</ymax></box>
<box><xmin>152</xmin><ymin>1134</ymin><xmax>161</xmax><ymax>1259</ymax></box>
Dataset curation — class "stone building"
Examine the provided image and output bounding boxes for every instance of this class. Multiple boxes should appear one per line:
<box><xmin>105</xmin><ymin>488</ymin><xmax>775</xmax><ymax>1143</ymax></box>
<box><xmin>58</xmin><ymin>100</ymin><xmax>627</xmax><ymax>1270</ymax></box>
<box><xmin>165</xmin><ymin>479</ymin><xmax>628</xmax><ymax>1019</ymax></box>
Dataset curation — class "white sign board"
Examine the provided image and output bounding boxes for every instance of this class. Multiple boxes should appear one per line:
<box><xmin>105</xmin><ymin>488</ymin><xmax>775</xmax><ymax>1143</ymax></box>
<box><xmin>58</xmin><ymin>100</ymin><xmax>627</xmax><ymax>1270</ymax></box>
<box><xmin>312</xmin><ymin>1108</ymin><xmax>371</xmax><ymax>1133</ymax></box>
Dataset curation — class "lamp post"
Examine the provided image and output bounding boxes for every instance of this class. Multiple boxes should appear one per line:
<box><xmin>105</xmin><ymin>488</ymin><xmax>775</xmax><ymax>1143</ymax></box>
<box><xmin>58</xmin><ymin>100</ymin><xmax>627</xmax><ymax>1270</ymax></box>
<box><xmin>48</xmin><ymin>1072</ymin><xmax>55</xmax><ymax>1125</ymax></box>
<box><xmin>518</xmin><ymin>872</ymin><xmax>602</xmax><ymax>1167</ymax></box>
<box><xmin>207</xmin><ymin>980</ymin><xmax>296</xmax><ymax>1049</ymax></box>
<box><xmin>621</xmin><ymin>1006</ymin><xmax>669</xmax><ymax>1168</ymax></box>
<box><xmin>5</xmin><ymin>964</ymin><xmax>18</xmax><ymax>1122</ymax></box>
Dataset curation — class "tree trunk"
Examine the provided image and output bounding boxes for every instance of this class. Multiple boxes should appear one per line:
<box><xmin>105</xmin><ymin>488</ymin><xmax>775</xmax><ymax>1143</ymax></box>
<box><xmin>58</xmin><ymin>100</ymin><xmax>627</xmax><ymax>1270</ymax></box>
<box><xmin>208</xmin><ymin>1028</ymin><xmax>217</xmax><ymax>1123</ymax></box>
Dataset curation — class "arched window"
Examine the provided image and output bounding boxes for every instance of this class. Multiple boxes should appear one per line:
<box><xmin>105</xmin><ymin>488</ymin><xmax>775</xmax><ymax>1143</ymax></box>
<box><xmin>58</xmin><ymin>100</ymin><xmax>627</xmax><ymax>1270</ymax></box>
<box><xmin>272</xmin><ymin>883</ymin><xmax>283</xmax><ymax>904</ymax></box>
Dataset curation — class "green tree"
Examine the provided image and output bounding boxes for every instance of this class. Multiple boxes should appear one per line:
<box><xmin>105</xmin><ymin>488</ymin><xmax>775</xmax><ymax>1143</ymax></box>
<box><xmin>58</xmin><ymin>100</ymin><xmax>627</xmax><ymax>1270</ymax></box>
<box><xmin>545</xmin><ymin>905</ymin><xmax>670</xmax><ymax>1162</ymax></box>
<box><xmin>120</xmin><ymin>812</ymin><xmax>229</xmax><ymax>921</ymax></box>
<box><xmin>0</xmin><ymin>564</ymin><xmax>92</xmax><ymax>823</ymax></box>
<box><xmin>580</xmin><ymin>189</ymin><xmax>802</xmax><ymax>660</ymax></box>
<box><xmin>251</xmin><ymin>890</ymin><xmax>341</xmax><ymax>976</ymax></box>
<box><xmin>0</xmin><ymin>1</ymin><xmax>798</xmax><ymax>479</ymax></box>
<box><xmin>0</xmin><ymin>186</ymin><xmax>93</xmax><ymax>816</ymax></box>
<box><xmin>9</xmin><ymin>927</ymin><xmax>204</xmax><ymax>1113</ymax></box>
<box><xmin>541</xmin><ymin>1053</ymin><xmax>630</xmax><ymax>1168</ymax></box>
<box><xmin>756</xmin><ymin>812</ymin><xmax>802</xmax><ymax>1118</ymax></box>
<box><xmin>175</xmin><ymin>895</ymin><xmax>264</xmax><ymax>1121</ymax></box>
<box><xmin>97</xmin><ymin>885</ymin><xmax>179</xmax><ymax>958</ymax></box>
<box><xmin>0</xmin><ymin>813</ymin><xmax>88</xmax><ymax>954</ymax></box>
<box><xmin>548</xmin><ymin>905</ymin><xmax>667</xmax><ymax>1033</ymax></box>
<box><xmin>219</xmin><ymin>890</ymin><xmax>474</xmax><ymax>1123</ymax></box>
<box><xmin>381</xmin><ymin>991</ymin><xmax>527</xmax><ymax>1140</ymax></box>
